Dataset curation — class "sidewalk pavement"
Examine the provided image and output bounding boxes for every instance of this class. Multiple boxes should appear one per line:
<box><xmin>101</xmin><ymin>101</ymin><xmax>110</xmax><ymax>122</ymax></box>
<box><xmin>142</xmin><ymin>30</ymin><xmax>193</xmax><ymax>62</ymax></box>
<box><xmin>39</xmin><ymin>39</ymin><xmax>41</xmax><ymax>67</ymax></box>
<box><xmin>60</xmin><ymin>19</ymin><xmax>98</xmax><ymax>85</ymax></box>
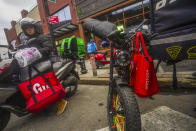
<box><xmin>77</xmin><ymin>59</ymin><xmax>196</xmax><ymax>88</ymax></box>
<box><xmin>97</xmin><ymin>106</ymin><xmax>196</xmax><ymax>131</ymax></box>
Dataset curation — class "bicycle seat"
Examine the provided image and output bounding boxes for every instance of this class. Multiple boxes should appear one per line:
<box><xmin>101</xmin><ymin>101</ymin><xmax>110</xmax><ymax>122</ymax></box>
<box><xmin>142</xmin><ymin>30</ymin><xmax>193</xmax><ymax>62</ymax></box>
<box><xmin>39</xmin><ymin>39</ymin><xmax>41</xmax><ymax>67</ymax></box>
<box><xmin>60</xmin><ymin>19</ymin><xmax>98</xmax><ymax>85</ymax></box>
<box><xmin>0</xmin><ymin>59</ymin><xmax>19</xmax><ymax>82</ymax></box>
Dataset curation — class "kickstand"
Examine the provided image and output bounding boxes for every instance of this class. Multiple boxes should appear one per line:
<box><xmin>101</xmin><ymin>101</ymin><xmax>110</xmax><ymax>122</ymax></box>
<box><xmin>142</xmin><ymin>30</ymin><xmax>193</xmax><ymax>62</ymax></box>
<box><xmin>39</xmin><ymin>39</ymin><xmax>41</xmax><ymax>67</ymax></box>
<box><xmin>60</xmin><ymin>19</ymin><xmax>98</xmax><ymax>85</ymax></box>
<box><xmin>149</xmin><ymin>96</ymin><xmax>154</xmax><ymax>100</ymax></box>
<box><xmin>155</xmin><ymin>60</ymin><xmax>162</xmax><ymax>73</ymax></box>
<box><xmin>172</xmin><ymin>63</ymin><xmax>178</xmax><ymax>90</ymax></box>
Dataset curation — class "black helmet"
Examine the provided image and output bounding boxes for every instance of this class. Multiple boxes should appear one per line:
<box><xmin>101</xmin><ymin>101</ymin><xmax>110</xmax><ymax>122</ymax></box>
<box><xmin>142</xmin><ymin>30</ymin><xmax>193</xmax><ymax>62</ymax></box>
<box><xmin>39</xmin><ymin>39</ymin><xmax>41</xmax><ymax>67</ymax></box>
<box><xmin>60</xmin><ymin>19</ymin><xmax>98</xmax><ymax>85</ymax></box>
<box><xmin>20</xmin><ymin>17</ymin><xmax>37</xmax><ymax>35</ymax></box>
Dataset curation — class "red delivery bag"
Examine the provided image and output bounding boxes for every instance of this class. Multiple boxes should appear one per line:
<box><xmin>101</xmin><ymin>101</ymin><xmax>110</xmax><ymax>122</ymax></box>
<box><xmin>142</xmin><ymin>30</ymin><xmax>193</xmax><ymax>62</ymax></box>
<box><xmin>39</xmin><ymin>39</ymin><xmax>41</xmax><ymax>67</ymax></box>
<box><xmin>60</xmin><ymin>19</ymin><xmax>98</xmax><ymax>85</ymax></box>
<box><xmin>18</xmin><ymin>66</ymin><xmax>66</xmax><ymax>113</ymax></box>
<box><xmin>130</xmin><ymin>32</ymin><xmax>159</xmax><ymax>97</ymax></box>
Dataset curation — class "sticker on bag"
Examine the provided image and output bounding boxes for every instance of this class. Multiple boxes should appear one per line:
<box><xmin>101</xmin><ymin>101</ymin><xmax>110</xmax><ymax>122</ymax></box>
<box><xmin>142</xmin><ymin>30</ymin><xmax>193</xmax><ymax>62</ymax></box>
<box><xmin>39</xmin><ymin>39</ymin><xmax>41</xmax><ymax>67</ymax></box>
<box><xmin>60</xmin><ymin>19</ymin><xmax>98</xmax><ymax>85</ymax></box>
<box><xmin>33</xmin><ymin>83</ymin><xmax>50</xmax><ymax>94</ymax></box>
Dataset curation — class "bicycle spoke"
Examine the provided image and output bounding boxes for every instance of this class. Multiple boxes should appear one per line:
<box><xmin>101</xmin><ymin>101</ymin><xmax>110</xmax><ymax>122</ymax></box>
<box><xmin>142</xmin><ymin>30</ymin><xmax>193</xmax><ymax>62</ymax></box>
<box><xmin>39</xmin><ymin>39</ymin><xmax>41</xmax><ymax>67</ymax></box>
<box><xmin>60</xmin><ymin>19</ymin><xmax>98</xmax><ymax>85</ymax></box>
<box><xmin>112</xmin><ymin>93</ymin><xmax>125</xmax><ymax>131</ymax></box>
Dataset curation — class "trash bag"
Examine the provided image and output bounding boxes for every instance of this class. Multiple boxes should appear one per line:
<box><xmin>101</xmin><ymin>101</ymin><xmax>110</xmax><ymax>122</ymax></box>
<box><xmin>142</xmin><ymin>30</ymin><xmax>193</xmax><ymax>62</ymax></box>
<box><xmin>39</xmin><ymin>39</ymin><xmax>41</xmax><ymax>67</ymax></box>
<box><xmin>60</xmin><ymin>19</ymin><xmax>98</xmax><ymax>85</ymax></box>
<box><xmin>15</xmin><ymin>47</ymin><xmax>42</xmax><ymax>67</ymax></box>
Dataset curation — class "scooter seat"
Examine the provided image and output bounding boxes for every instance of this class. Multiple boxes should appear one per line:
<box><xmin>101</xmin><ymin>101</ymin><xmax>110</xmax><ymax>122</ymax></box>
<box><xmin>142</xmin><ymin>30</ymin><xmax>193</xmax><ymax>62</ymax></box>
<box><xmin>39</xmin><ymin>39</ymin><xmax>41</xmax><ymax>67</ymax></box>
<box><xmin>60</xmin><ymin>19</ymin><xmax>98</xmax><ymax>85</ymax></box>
<box><xmin>20</xmin><ymin>60</ymin><xmax>52</xmax><ymax>82</ymax></box>
<box><xmin>0</xmin><ymin>83</ymin><xmax>18</xmax><ymax>104</ymax></box>
<box><xmin>95</xmin><ymin>51</ymin><xmax>108</xmax><ymax>56</ymax></box>
<box><xmin>0</xmin><ymin>83</ymin><xmax>18</xmax><ymax>89</ymax></box>
<box><xmin>0</xmin><ymin>59</ymin><xmax>19</xmax><ymax>82</ymax></box>
<box><xmin>53</xmin><ymin>62</ymin><xmax>63</xmax><ymax>72</ymax></box>
<box><xmin>53</xmin><ymin>59</ymin><xmax>74</xmax><ymax>73</ymax></box>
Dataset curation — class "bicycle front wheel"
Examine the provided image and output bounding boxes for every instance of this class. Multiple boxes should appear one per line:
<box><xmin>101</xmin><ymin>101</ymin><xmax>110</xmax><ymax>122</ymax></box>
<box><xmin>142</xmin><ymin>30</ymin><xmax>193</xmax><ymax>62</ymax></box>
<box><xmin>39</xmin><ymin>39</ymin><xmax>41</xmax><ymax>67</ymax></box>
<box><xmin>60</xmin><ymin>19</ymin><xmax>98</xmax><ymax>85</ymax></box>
<box><xmin>107</xmin><ymin>78</ymin><xmax>141</xmax><ymax>131</ymax></box>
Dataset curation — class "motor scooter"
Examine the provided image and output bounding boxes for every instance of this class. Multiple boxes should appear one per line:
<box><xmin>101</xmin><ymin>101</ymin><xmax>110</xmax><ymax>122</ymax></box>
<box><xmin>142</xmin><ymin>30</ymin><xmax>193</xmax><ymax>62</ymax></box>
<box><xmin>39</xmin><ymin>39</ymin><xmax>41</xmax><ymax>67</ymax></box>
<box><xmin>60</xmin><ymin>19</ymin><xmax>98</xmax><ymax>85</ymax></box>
<box><xmin>94</xmin><ymin>48</ymin><xmax>119</xmax><ymax>69</ymax></box>
<box><xmin>94</xmin><ymin>50</ymin><xmax>110</xmax><ymax>68</ymax></box>
<box><xmin>0</xmin><ymin>44</ymin><xmax>79</xmax><ymax>130</ymax></box>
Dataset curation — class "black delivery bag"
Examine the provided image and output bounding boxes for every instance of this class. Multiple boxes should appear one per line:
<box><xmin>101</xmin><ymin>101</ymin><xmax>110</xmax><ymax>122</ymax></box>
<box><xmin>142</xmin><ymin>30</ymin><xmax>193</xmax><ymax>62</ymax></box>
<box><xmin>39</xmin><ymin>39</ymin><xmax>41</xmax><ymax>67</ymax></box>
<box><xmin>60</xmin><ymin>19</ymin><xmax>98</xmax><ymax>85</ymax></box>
<box><xmin>150</xmin><ymin>0</ymin><xmax>196</xmax><ymax>62</ymax></box>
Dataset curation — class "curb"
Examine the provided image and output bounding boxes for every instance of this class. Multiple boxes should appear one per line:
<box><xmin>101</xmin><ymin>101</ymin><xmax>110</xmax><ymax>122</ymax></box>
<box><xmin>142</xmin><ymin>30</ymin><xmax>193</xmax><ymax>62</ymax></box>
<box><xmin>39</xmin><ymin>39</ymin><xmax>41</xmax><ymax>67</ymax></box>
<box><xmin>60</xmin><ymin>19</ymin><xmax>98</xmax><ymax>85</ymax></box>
<box><xmin>79</xmin><ymin>77</ymin><xmax>196</xmax><ymax>89</ymax></box>
<box><xmin>79</xmin><ymin>77</ymin><xmax>109</xmax><ymax>85</ymax></box>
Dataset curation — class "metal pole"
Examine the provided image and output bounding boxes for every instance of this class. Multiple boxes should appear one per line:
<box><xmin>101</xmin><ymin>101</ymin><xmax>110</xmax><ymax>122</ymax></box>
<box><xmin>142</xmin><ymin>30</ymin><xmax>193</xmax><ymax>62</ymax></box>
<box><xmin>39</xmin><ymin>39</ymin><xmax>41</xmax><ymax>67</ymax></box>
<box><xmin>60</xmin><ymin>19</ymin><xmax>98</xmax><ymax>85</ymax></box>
<box><xmin>122</xmin><ymin>9</ymin><xmax>126</xmax><ymax>29</ymax></box>
<box><xmin>43</xmin><ymin>0</ymin><xmax>57</xmax><ymax>55</ymax></box>
<box><xmin>142</xmin><ymin>0</ymin><xmax>145</xmax><ymax>19</ymax></box>
<box><xmin>150</xmin><ymin>0</ymin><xmax>155</xmax><ymax>32</ymax></box>
<box><xmin>90</xmin><ymin>54</ymin><xmax>97</xmax><ymax>76</ymax></box>
<box><xmin>109</xmin><ymin>40</ymin><xmax>114</xmax><ymax>81</ymax></box>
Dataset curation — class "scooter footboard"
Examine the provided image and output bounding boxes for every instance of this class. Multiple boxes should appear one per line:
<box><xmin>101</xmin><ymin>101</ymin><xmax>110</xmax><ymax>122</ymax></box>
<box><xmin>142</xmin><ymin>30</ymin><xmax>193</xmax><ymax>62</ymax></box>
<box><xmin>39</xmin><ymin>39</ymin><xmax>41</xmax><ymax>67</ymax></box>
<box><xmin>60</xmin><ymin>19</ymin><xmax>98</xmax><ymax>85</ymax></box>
<box><xmin>0</xmin><ymin>85</ymin><xmax>18</xmax><ymax>103</ymax></box>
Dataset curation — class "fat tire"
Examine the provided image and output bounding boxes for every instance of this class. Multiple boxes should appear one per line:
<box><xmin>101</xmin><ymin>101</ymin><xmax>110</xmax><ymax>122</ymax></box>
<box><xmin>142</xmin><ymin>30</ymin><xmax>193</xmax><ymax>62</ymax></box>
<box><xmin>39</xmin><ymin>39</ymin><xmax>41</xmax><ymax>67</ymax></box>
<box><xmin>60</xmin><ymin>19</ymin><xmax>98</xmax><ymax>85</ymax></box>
<box><xmin>0</xmin><ymin>109</ymin><xmax>10</xmax><ymax>131</ymax></box>
<box><xmin>107</xmin><ymin>78</ymin><xmax>141</xmax><ymax>131</ymax></box>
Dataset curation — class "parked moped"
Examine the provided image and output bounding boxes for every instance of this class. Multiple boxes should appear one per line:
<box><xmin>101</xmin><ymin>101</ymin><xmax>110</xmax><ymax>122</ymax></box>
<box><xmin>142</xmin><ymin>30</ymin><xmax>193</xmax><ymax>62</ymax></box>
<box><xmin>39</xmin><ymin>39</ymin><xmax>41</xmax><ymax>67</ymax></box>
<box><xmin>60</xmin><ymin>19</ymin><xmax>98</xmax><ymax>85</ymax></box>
<box><xmin>0</xmin><ymin>43</ymin><xmax>79</xmax><ymax>130</ymax></box>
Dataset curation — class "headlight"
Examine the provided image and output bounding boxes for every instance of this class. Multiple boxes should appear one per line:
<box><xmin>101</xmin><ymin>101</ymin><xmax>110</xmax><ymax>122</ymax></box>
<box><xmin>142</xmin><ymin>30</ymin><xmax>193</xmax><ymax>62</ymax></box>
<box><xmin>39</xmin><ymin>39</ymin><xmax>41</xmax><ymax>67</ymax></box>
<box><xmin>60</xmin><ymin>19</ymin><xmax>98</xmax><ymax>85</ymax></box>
<box><xmin>142</xmin><ymin>25</ymin><xmax>149</xmax><ymax>30</ymax></box>
<box><xmin>116</xmin><ymin>50</ymin><xmax>130</xmax><ymax>66</ymax></box>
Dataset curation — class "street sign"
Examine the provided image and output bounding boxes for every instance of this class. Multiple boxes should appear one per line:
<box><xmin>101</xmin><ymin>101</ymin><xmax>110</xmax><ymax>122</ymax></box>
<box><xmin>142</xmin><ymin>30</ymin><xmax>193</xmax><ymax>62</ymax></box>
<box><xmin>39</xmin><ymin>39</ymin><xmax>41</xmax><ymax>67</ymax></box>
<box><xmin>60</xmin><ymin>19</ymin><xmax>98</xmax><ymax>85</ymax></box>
<box><xmin>48</xmin><ymin>16</ymin><xmax>59</xmax><ymax>24</ymax></box>
<box><xmin>48</xmin><ymin>0</ymin><xmax>56</xmax><ymax>3</ymax></box>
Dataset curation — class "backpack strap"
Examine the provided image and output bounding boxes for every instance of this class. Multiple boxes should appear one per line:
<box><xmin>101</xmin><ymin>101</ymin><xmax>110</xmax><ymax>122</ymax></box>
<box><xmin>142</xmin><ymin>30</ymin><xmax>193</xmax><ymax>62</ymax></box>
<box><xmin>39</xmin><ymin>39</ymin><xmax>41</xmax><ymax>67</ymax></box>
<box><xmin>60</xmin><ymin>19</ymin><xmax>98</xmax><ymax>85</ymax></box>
<box><xmin>60</xmin><ymin>39</ymin><xmax>67</xmax><ymax>57</ymax></box>
<box><xmin>135</xmin><ymin>32</ymin><xmax>149</xmax><ymax>56</ymax></box>
<box><xmin>68</xmin><ymin>36</ymin><xmax>76</xmax><ymax>54</ymax></box>
<box><xmin>155</xmin><ymin>60</ymin><xmax>162</xmax><ymax>73</ymax></box>
<box><xmin>173</xmin><ymin>63</ymin><xmax>178</xmax><ymax>90</ymax></box>
<box><xmin>32</xmin><ymin>66</ymin><xmax>56</xmax><ymax>94</ymax></box>
<box><xmin>28</xmin><ymin>66</ymin><xmax>38</xmax><ymax>104</ymax></box>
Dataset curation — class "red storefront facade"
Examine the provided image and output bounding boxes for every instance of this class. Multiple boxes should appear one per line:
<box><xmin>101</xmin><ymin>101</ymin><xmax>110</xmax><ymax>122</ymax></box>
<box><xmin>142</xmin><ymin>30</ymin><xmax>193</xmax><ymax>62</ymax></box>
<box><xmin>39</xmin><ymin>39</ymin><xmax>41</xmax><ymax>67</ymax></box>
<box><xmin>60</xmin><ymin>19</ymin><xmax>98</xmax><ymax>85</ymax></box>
<box><xmin>37</xmin><ymin>0</ymin><xmax>78</xmax><ymax>35</ymax></box>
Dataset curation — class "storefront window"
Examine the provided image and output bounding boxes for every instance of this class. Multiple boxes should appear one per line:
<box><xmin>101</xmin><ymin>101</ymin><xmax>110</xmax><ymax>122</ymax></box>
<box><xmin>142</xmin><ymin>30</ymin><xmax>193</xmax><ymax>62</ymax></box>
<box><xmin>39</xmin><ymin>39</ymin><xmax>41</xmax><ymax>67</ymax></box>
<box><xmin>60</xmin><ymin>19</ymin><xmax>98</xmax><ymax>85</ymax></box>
<box><xmin>92</xmin><ymin>0</ymin><xmax>150</xmax><ymax>52</ymax></box>
<box><xmin>53</xmin><ymin>5</ymin><xmax>72</xmax><ymax>22</ymax></box>
<box><xmin>97</xmin><ymin>0</ymin><xmax>150</xmax><ymax>33</ymax></box>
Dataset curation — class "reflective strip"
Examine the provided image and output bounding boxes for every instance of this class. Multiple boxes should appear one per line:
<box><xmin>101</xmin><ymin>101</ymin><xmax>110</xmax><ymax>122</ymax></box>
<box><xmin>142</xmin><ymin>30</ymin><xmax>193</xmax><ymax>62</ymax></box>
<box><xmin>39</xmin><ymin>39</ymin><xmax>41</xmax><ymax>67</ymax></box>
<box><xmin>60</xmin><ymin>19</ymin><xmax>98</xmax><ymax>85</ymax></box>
<box><xmin>150</xmin><ymin>33</ymin><xmax>196</xmax><ymax>45</ymax></box>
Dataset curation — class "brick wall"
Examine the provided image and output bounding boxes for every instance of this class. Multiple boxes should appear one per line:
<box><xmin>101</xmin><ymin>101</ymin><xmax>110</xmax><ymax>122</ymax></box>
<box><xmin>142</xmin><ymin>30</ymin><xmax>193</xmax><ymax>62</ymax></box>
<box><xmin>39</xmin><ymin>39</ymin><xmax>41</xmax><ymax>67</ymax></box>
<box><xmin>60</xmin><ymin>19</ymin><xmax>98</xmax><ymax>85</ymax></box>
<box><xmin>4</xmin><ymin>21</ymin><xmax>20</xmax><ymax>46</ymax></box>
<box><xmin>5</xmin><ymin>6</ymin><xmax>41</xmax><ymax>46</ymax></box>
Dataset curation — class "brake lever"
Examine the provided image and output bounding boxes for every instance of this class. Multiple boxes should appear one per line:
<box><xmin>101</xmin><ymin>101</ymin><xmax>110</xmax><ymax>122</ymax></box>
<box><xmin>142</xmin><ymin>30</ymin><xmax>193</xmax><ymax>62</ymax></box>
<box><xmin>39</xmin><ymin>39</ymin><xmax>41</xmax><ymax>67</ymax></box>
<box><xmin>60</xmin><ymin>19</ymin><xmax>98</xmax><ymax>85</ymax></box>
<box><xmin>134</xmin><ymin>19</ymin><xmax>148</xmax><ymax>33</ymax></box>
<box><xmin>28</xmin><ymin>38</ymin><xmax>37</xmax><ymax>45</ymax></box>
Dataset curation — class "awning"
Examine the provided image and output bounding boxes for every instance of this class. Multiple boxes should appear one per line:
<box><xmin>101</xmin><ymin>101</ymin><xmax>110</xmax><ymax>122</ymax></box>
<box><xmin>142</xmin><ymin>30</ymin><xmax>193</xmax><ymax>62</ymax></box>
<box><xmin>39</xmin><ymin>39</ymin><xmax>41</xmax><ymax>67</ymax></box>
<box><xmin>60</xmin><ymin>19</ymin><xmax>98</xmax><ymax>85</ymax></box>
<box><xmin>0</xmin><ymin>45</ymin><xmax>9</xmax><ymax>48</ymax></box>
<box><xmin>111</xmin><ymin>0</ymin><xmax>150</xmax><ymax>15</ymax></box>
<box><xmin>52</xmin><ymin>20</ymin><xmax>78</xmax><ymax>37</ymax></box>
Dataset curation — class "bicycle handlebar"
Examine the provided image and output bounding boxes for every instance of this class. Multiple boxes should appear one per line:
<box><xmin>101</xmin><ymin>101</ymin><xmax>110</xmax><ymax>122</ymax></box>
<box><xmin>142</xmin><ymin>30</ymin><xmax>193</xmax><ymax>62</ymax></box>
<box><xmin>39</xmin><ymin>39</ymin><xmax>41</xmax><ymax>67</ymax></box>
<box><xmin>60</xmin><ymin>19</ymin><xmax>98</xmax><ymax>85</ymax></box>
<box><xmin>134</xmin><ymin>19</ymin><xmax>148</xmax><ymax>33</ymax></box>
